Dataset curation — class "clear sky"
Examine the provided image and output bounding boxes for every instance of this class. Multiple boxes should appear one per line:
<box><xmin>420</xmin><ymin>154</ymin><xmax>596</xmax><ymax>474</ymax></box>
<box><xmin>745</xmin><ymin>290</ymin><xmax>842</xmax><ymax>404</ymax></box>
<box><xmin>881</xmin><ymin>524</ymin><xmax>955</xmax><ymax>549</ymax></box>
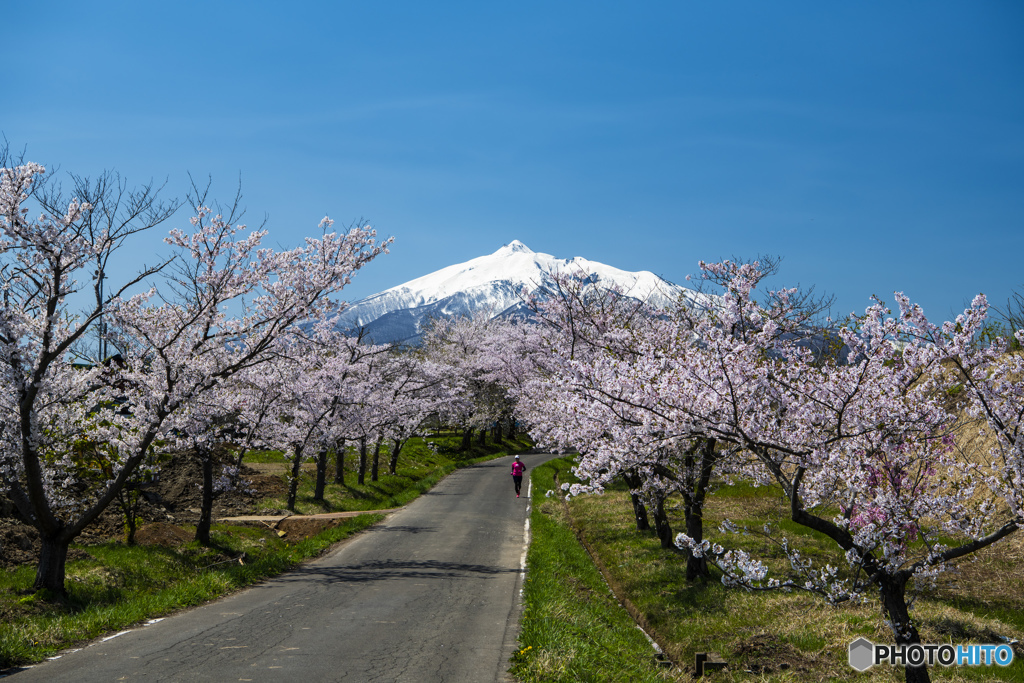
<box><xmin>5</xmin><ymin>1</ymin><xmax>1023</xmax><ymax>322</ymax></box>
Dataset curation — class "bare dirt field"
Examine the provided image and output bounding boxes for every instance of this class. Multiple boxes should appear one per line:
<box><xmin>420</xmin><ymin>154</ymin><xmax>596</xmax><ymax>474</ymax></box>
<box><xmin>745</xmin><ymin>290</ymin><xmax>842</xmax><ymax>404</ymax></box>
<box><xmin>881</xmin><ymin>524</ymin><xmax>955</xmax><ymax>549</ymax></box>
<box><xmin>0</xmin><ymin>450</ymin><xmax>290</xmax><ymax>570</ymax></box>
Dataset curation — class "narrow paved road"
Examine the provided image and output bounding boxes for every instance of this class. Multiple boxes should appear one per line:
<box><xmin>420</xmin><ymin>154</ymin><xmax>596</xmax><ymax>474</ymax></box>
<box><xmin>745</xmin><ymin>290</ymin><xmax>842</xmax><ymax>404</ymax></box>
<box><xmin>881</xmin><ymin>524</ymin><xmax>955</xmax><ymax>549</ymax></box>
<box><xmin>11</xmin><ymin>453</ymin><xmax>550</xmax><ymax>683</ymax></box>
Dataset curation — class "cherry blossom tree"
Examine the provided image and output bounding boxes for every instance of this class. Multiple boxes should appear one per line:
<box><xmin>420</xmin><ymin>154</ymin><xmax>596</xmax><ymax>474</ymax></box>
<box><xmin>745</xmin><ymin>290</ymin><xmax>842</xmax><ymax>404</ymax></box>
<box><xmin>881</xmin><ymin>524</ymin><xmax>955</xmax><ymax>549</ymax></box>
<box><xmin>0</xmin><ymin>159</ymin><xmax>390</xmax><ymax>594</ymax></box>
<box><xmin>163</xmin><ymin>382</ymin><xmax>247</xmax><ymax>545</ymax></box>
<box><xmin>368</xmin><ymin>350</ymin><xmax>449</xmax><ymax>476</ymax></box>
<box><xmin>925</xmin><ymin>296</ymin><xmax>1023</xmax><ymax>530</ymax></box>
<box><xmin>525</xmin><ymin>260</ymin><xmax>1020</xmax><ymax>682</ymax></box>
<box><xmin>670</xmin><ymin>264</ymin><xmax>1020</xmax><ymax>683</ymax></box>
<box><xmin>420</xmin><ymin>312</ymin><xmax>523</xmax><ymax>448</ymax></box>
<box><xmin>520</xmin><ymin>271</ymin><xmax>752</xmax><ymax>576</ymax></box>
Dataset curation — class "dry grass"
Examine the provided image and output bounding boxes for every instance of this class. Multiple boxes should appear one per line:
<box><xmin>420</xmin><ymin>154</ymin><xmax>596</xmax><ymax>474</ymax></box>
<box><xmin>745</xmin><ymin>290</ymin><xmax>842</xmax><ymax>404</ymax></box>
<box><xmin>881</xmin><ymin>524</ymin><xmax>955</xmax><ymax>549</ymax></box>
<box><xmin>565</xmin><ymin>486</ymin><xmax>1024</xmax><ymax>682</ymax></box>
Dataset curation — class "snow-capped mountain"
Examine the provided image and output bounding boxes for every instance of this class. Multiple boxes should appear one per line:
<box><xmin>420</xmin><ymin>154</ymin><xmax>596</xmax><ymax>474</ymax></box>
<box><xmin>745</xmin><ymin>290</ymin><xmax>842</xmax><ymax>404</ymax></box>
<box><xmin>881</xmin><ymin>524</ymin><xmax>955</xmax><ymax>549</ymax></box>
<box><xmin>338</xmin><ymin>240</ymin><xmax>693</xmax><ymax>344</ymax></box>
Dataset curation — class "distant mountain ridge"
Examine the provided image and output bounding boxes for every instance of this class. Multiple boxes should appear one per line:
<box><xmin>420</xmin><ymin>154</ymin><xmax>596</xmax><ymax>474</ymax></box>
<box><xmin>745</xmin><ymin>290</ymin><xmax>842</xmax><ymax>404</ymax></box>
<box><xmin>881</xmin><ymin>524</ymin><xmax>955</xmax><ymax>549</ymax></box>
<box><xmin>337</xmin><ymin>240</ymin><xmax>692</xmax><ymax>345</ymax></box>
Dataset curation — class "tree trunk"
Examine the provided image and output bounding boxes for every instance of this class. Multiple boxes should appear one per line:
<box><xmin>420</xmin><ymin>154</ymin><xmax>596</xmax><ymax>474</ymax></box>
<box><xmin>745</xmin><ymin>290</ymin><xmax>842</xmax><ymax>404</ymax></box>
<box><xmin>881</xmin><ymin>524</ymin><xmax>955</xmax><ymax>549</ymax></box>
<box><xmin>779</xmin><ymin>464</ymin><xmax>930</xmax><ymax>683</ymax></box>
<box><xmin>116</xmin><ymin>485</ymin><xmax>142</xmax><ymax>545</ymax></box>
<box><xmin>507</xmin><ymin>418</ymin><xmax>516</xmax><ymax>439</ymax></box>
<box><xmin>478</xmin><ymin>428</ymin><xmax>487</xmax><ymax>446</ymax></box>
<box><xmin>651</xmin><ymin>494</ymin><xmax>674</xmax><ymax>549</ymax></box>
<box><xmin>461</xmin><ymin>428</ymin><xmax>473</xmax><ymax>452</ymax></box>
<box><xmin>234</xmin><ymin>445</ymin><xmax>248</xmax><ymax>469</ymax></box>
<box><xmin>195</xmin><ymin>451</ymin><xmax>214</xmax><ymax>546</ymax></box>
<box><xmin>358</xmin><ymin>437</ymin><xmax>368</xmax><ymax>485</ymax></box>
<box><xmin>388</xmin><ymin>438</ymin><xmax>404</xmax><ymax>475</ymax></box>
<box><xmin>494</xmin><ymin>422</ymin><xmax>503</xmax><ymax>442</ymax></box>
<box><xmin>621</xmin><ymin>470</ymin><xmax>651</xmax><ymax>531</ymax></box>
<box><xmin>124</xmin><ymin>500</ymin><xmax>139</xmax><ymax>545</ymax></box>
<box><xmin>287</xmin><ymin>445</ymin><xmax>304</xmax><ymax>511</ymax></box>
<box><xmin>683</xmin><ymin>501</ymin><xmax>709</xmax><ymax>580</ymax></box>
<box><xmin>334</xmin><ymin>439</ymin><xmax>346</xmax><ymax>485</ymax></box>
<box><xmin>880</xmin><ymin>576</ymin><xmax>931</xmax><ymax>683</ymax></box>
<box><xmin>34</xmin><ymin>534</ymin><xmax>71</xmax><ymax>596</ymax></box>
<box><xmin>371</xmin><ymin>437</ymin><xmax>382</xmax><ymax>482</ymax></box>
<box><xmin>681</xmin><ymin>439</ymin><xmax>716</xmax><ymax>580</ymax></box>
<box><xmin>313</xmin><ymin>448</ymin><xmax>328</xmax><ymax>502</ymax></box>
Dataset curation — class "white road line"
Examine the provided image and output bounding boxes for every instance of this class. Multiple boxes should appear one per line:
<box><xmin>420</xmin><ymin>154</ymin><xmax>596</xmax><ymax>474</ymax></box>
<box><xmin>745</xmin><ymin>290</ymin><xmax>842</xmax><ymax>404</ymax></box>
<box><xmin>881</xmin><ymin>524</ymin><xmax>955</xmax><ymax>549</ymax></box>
<box><xmin>520</xmin><ymin>476</ymin><xmax>532</xmax><ymax>581</ymax></box>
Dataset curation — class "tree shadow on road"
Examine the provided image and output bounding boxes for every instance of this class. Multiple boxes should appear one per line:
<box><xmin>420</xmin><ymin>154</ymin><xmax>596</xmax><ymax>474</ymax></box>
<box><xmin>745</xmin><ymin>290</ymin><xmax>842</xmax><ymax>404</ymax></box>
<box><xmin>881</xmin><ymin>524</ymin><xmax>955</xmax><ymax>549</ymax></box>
<box><xmin>276</xmin><ymin>559</ymin><xmax>520</xmax><ymax>584</ymax></box>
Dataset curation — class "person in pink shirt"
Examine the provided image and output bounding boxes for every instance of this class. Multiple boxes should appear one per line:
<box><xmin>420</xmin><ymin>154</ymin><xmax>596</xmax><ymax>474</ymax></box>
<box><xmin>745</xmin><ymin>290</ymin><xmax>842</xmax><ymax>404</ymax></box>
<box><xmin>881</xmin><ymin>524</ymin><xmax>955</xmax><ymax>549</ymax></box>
<box><xmin>510</xmin><ymin>455</ymin><xmax>526</xmax><ymax>498</ymax></box>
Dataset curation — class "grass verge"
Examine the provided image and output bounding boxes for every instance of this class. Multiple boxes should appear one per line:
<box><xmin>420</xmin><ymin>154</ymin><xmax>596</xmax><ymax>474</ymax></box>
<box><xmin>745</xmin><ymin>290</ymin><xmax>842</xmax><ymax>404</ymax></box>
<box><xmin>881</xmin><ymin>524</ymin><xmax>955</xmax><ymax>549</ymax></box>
<box><xmin>1</xmin><ymin>432</ymin><xmax>532</xmax><ymax>671</ymax></box>
<box><xmin>511</xmin><ymin>457</ymin><xmax>674</xmax><ymax>682</ymax></box>
<box><xmin>0</xmin><ymin>514</ymin><xmax>381</xmax><ymax>670</ymax></box>
<box><xmin>515</xmin><ymin>460</ymin><xmax>1024</xmax><ymax>682</ymax></box>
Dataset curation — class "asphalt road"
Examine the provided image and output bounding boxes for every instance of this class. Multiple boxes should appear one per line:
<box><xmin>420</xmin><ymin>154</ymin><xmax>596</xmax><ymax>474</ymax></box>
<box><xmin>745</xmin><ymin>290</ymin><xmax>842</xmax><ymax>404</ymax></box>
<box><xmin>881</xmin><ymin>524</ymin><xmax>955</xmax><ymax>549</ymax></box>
<box><xmin>10</xmin><ymin>452</ymin><xmax>551</xmax><ymax>683</ymax></box>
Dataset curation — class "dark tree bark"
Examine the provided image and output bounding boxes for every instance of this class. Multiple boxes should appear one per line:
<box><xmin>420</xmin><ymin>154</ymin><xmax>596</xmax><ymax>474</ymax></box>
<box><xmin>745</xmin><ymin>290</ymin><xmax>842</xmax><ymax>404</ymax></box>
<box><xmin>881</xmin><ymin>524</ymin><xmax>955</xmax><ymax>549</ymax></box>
<box><xmin>313</xmin><ymin>448</ymin><xmax>328</xmax><ymax>502</ymax></box>
<box><xmin>234</xmin><ymin>445</ymin><xmax>248</xmax><ymax>470</ymax></box>
<box><xmin>370</xmin><ymin>436</ymin><xmax>382</xmax><ymax>482</ymax></box>
<box><xmin>357</xmin><ymin>437</ymin><xmax>368</xmax><ymax>485</ymax></box>
<box><xmin>34</xmin><ymin>534</ymin><xmax>71</xmax><ymax>595</ymax></box>
<box><xmin>879</xmin><ymin>575</ymin><xmax>930</xmax><ymax>683</ymax></box>
<box><xmin>286</xmin><ymin>445</ymin><xmax>304</xmax><ymax>511</ymax></box>
<box><xmin>333</xmin><ymin>439</ymin><xmax>346</xmax><ymax>485</ymax></box>
<box><xmin>388</xmin><ymin>438</ymin><xmax>405</xmax><ymax>475</ymax></box>
<box><xmin>18</xmin><ymin>429</ymin><xmax>164</xmax><ymax>595</ymax></box>
<box><xmin>683</xmin><ymin>503</ymin><xmax>709</xmax><ymax>580</ymax></box>
<box><xmin>478</xmin><ymin>428</ymin><xmax>486</xmax><ymax>446</ymax></box>
<box><xmin>621</xmin><ymin>470</ymin><xmax>651</xmax><ymax>531</ymax></box>
<box><xmin>650</xmin><ymin>493</ymin><xmax>674</xmax><ymax>549</ymax></box>
<box><xmin>195</xmin><ymin>451</ymin><xmax>215</xmax><ymax>545</ymax></box>
<box><xmin>461</xmin><ymin>428</ymin><xmax>473</xmax><ymax>452</ymax></box>
<box><xmin>681</xmin><ymin>439</ymin><xmax>716</xmax><ymax>580</ymax></box>
<box><xmin>640</xmin><ymin>440</ymin><xmax>719</xmax><ymax>579</ymax></box>
<box><xmin>116</xmin><ymin>484</ymin><xmax>144</xmax><ymax>545</ymax></box>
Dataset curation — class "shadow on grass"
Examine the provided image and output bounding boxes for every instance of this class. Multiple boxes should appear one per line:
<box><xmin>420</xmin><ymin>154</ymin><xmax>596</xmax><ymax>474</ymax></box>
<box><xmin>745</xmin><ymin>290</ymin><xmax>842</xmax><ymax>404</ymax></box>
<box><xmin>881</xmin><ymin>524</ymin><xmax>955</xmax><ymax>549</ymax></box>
<box><xmin>342</xmin><ymin>485</ymin><xmax>377</xmax><ymax>500</ymax></box>
<box><xmin>298</xmin><ymin>497</ymin><xmax>334</xmax><ymax>512</ymax></box>
<box><xmin>667</xmin><ymin>574</ymin><xmax>730</xmax><ymax>613</ymax></box>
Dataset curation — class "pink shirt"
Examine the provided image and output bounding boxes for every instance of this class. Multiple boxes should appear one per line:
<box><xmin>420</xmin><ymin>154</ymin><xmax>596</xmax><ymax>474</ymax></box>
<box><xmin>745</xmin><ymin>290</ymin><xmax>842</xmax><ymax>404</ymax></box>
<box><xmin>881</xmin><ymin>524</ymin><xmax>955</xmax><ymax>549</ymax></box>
<box><xmin>511</xmin><ymin>461</ymin><xmax>526</xmax><ymax>476</ymax></box>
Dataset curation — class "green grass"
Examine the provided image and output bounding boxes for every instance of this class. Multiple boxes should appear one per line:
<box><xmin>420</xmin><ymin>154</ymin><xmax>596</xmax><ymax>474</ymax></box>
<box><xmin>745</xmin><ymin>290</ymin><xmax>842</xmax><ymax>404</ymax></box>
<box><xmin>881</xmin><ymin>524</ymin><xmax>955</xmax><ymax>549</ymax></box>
<box><xmin>0</xmin><ymin>515</ymin><xmax>381</xmax><ymax>669</ymax></box>
<box><xmin>1</xmin><ymin>430</ymin><xmax>533</xmax><ymax>670</ymax></box>
<box><xmin>258</xmin><ymin>431</ymin><xmax>534</xmax><ymax>514</ymax></box>
<box><xmin>511</xmin><ymin>458</ymin><xmax>674</xmax><ymax>683</ymax></box>
<box><xmin>241</xmin><ymin>449</ymin><xmax>290</xmax><ymax>463</ymax></box>
<box><xmin>515</xmin><ymin>459</ymin><xmax>1024</xmax><ymax>682</ymax></box>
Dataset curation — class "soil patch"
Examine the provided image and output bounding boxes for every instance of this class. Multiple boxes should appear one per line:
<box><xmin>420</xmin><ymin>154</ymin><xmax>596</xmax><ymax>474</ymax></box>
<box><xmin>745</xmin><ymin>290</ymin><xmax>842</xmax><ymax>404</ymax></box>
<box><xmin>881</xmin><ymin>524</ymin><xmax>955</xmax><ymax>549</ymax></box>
<box><xmin>733</xmin><ymin>632</ymin><xmax>822</xmax><ymax>676</ymax></box>
<box><xmin>134</xmin><ymin>522</ymin><xmax>194</xmax><ymax>548</ymax></box>
<box><xmin>1</xmin><ymin>446</ymin><xmax>285</xmax><ymax>566</ymax></box>
<box><xmin>145</xmin><ymin>449</ymin><xmax>272</xmax><ymax>522</ymax></box>
<box><xmin>0</xmin><ymin>521</ymin><xmax>40</xmax><ymax>571</ymax></box>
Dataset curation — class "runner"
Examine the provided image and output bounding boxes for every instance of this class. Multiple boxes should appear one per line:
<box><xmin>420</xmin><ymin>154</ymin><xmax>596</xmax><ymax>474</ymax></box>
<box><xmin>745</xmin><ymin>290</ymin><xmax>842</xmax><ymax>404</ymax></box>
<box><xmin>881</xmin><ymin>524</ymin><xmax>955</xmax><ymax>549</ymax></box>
<box><xmin>511</xmin><ymin>455</ymin><xmax>526</xmax><ymax>498</ymax></box>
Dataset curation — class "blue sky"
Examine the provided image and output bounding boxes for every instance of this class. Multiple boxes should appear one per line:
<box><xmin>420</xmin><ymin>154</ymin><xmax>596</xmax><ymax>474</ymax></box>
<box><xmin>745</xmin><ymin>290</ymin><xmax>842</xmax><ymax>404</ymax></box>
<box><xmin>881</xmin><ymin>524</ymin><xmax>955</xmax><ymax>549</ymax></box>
<box><xmin>5</xmin><ymin>1</ymin><xmax>1023</xmax><ymax>322</ymax></box>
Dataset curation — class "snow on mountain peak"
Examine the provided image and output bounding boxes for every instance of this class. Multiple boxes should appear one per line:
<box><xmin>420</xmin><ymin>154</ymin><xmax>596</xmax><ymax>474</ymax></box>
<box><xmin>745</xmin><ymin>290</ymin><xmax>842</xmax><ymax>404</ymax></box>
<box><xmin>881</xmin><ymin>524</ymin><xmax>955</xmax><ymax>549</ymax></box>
<box><xmin>338</xmin><ymin>241</ymin><xmax>695</xmax><ymax>344</ymax></box>
<box><xmin>495</xmin><ymin>240</ymin><xmax>533</xmax><ymax>255</ymax></box>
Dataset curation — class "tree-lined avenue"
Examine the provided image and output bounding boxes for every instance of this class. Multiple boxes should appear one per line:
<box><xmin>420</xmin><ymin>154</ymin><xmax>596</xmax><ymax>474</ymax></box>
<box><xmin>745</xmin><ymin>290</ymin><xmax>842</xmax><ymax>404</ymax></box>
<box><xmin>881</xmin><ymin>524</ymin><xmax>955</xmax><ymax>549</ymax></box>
<box><xmin>11</xmin><ymin>453</ymin><xmax>551</xmax><ymax>682</ymax></box>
